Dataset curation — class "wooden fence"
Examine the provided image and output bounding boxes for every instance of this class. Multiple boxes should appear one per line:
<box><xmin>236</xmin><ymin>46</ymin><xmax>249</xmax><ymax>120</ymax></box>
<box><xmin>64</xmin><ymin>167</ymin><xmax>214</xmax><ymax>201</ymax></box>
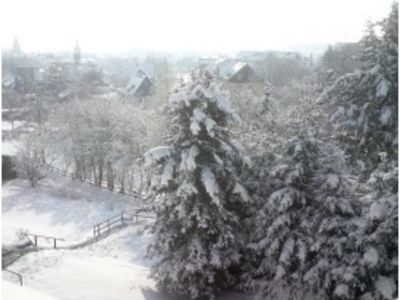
<box><xmin>3</xmin><ymin>269</ymin><xmax>23</xmax><ymax>286</ymax></box>
<box><xmin>5</xmin><ymin>210</ymin><xmax>154</xmax><ymax>283</ymax></box>
<box><xmin>22</xmin><ymin>233</ymin><xmax>65</xmax><ymax>249</ymax></box>
<box><xmin>93</xmin><ymin>212</ymin><xmax>129</xmax><ymax>237</ymax></box>
<box><xmin>92</xmin><ymin>211</ymin><xmax>153</xmax><ymax>238</ymax></box>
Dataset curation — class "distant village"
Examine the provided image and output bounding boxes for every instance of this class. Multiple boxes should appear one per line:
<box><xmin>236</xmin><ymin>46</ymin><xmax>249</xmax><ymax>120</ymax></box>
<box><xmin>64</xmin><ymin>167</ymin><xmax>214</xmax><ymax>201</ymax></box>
<box><xmin>2</xmin><ymin>37</ymin><xmax>317</xmax><ymax>105</ymax></box>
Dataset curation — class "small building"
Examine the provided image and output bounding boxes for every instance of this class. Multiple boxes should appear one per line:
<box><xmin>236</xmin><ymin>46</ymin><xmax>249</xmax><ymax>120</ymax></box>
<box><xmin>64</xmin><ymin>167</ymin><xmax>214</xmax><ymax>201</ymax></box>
<box><xmin>126</xmin><ymin>68</ymin><xmax>152</xmax><ymax>97</ymax></box>
<box><xmin>214</xmin><ymin>58</ymin><xmax>237</xmax><ymax>78</ymax></box>
<box><xmin>141</xmin><ymin>62</ymin><xmax>155</xmax><ymax>80</ymax></box>
<box><xmin>208</xmin><ymin>59</ymin><xmax>256</xmax><ymax>82</ymax></box>
<box><xmin>228</xmin><ymin>62</ymin><xmax>256</xmax><ymax>83</ymax></box>
<box><xmin>2</xmin><ymin>74</ymin><xmax>15</xmax><ymax>90</ymax></box>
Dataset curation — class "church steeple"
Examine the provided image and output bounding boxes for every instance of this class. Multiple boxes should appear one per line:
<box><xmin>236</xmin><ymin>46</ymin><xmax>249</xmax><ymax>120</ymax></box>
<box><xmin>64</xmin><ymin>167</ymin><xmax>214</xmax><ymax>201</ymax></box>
<box><xmin>12</xmin><ymin>36</ymin><xmax>22</xmax><ymax>54</ymax></box>
<box><xmin>73</xmin><ymin>39</ymin><xmax>81</xmax><ymax>65</ymax></box>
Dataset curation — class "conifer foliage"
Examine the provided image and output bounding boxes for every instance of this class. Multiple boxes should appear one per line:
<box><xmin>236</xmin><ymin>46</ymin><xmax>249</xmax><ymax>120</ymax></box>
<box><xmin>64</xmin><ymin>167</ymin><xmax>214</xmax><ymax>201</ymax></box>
<box><xmin>145</xmin><ymin>69</ymin><xmax>250</xmax><ymax>299</ymax></box>
<box><xmin>319</xmin><ymin>3</ymin><xmax>398</xmax><ymax>171</ymax></box>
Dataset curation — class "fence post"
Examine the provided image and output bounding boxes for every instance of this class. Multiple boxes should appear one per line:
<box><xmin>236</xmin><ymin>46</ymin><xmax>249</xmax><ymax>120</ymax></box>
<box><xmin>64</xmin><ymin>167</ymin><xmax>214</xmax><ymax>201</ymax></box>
<box><xmin>34</xmin><ymin>236</ymin><xmax>37</xmax><ymax>247</ymax></box>
<box><xmin>121</xmin><ymin>212</ymin><xmax>124</xmax><ymax>224</ymax></box>
<box><xmin>54</xmin><ymin>238</ymin><xmax>57</xmax><ymax>249</ymax></box>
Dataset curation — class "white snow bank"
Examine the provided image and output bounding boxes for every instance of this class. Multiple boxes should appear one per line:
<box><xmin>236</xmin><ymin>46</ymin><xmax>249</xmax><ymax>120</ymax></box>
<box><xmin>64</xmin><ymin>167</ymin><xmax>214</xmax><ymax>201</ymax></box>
<box><xmin>2</xmin><ymin>280</ymin><xmax>58</xmax><ymax>300</ymax></box>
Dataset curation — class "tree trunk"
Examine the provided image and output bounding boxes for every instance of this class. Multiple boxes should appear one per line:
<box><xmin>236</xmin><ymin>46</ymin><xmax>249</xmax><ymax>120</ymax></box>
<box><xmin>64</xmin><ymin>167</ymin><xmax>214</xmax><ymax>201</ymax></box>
<box><xmin>81</xmin><ymin>159</ymin><xmax>87</xmax><ymax>181</ymax></box>
<box><xmin>138</xmin><ymin>160</ymin><xmax>144</xmax><ymax>196</ymax></box>
<box><xmin>119</xmin><ymin>169</ymin><xmax>125</xmax><ymax>194</ymax></box>
<box><xmin>107</xmin><ymin>162</ymin><xmax>114</xmax><ymax>191</ymax></box>
<box><xmin>91</xmin><ymin>157</ymin><xmax>97</xmax><ymax>185</ymax></box>
<box><xmin>97</xmin><ymin>158</ymin><xmax>104</xmax><ymax>187</ymax></box>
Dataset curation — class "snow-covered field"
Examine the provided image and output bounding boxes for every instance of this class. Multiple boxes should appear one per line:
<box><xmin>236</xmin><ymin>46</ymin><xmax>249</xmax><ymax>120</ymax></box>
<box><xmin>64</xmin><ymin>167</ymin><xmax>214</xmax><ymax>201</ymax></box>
<box><xmin>2</xmin><ymin>174</ymin><xmax>145</xmax><ymax>246</ymax></box>
<box><xmin>2</xmin><ymin>174</ymin><xmax>157</xmax><ymax>300</ymax></box>
<box><xmin>2</xmin><ymin>175</ymin><xmax>253</xmax><ymax>300</ymax></box>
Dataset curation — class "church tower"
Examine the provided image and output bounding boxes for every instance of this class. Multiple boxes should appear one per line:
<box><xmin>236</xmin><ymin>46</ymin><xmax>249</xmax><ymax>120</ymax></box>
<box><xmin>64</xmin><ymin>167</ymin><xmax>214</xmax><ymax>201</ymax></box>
<box><xmin>12</xmin><ymin>36</ymin><xmax>22</xmax><ymax>54</ymax></box>
<box><xmin>73</xmin><ymin>39</ymin><xmax>81</xmax><ymax>65</ymax></box>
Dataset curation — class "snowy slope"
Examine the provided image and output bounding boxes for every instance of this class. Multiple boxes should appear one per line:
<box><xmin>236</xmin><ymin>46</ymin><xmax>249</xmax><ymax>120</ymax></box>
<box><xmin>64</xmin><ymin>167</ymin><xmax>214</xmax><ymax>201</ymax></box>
<box><xmin>2</xmin><ymin>175</ymin><xmax>156</xmax><ymax>300</ymax></box>
<box><xmin>2</xmin><ymin>174</ymin><xmax>144</xmax><ymax>246</ymax></box>
<box><xmin>7</xmin><ymin>249</ymin><xmax>154</xmax><ymax>300</ymax></box>
<box><xmin>2</xmin><ymin>175</ymin><xmax>254</xmax><ymax>300</ymax></box>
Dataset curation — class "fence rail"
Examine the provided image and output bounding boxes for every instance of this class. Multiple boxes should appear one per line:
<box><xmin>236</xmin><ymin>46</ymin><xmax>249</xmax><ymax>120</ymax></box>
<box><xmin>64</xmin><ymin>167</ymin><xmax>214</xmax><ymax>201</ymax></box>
<box><xmin>93</xmin><ymin>212</ymin><xmax>132</xmax><ymax>237</ymax></box>
<box><xmin>92</xmin><ymin>211</ymin><xmax>154</xmax><ymax>238</ymax></box>
<box><xmin>5</xmin><ymin>210</ymin><xmax>154</xmax><ymax>281</ymax></box>
<box><xmin>3</xmin><ymin>269</ymin><xmax>23</xmax><ymax>286</ymax></box>
<box><xmin>22</xmin><ymin>233</ymin><xmax>65</xmax><ymax>249</ymax></box>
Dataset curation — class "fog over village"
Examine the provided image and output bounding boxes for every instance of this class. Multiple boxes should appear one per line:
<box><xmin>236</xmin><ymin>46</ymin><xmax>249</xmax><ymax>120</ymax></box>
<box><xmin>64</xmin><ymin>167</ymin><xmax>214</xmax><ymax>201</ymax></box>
<box><xmin>1</xmin><ymin>0</ymin><xmax>398</xmax><ymax>299</ymax></box>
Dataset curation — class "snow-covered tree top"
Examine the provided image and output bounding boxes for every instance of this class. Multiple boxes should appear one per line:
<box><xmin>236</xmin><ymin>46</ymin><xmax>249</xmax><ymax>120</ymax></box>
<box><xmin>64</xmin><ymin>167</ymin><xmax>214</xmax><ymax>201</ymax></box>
<box><xmin>168</xmin><ymin>70</ymin><xmax>240</xmax><ymax>126</ymax></box>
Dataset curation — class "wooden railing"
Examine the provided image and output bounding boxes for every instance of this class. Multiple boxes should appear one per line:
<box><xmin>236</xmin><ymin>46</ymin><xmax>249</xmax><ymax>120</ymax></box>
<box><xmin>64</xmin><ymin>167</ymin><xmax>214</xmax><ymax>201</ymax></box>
<box><xmin>93</xmin><ymin>212</ymin><xmax>132</xmax><ymax>238</ymax></box>
<box><xmin>22</xmin><ymin>233</ymin><xmax>65</xmax><ymax>249</ymax></box>
<box><xmin>3</xmin><ymin>269</ymin><xmax>23</xmax><ymax>286</ymax></box>
<box><xmin>92</xmin><ymin>211</ymin><xmax>153</xmax><ymax>238</ymax></box>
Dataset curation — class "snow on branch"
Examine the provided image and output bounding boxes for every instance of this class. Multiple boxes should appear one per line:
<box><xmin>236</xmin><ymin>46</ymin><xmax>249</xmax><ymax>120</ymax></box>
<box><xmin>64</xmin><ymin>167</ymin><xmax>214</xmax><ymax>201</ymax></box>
<box><xmin>144</xmin><ymin>146</ymin><xmax>173</xmax><ymax>167</ymax></box>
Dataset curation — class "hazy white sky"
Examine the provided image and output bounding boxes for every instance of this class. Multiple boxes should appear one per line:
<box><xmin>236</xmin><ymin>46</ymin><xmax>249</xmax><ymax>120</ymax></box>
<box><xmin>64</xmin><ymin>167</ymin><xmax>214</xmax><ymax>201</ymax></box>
<box><xmin>0</xmin><ymin>0</ymin><xmax>394</xmax><ymax>53</ymax></box>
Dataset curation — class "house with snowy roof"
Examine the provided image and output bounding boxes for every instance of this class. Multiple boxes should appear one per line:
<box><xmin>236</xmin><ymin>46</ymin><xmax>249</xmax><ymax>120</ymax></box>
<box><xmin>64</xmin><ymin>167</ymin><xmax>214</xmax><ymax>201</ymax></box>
<box><xmin>141</xmin><ymin>62</ymin><xmax>155</xmax><ymax>80</ymax></box>
<box><xmin>210</xmin><ymin>59</ymin><xmax>256</xmax><ymax>82</ymax></box>
<box><xmin>126</xmin><ymin>68</ymin><xmax>152</xmax><ymax>97</ymax></box>
<box><xmin>228</xmin><ymin>62</ymin><xmax>256</xmax><ymax>83</ymax></box>
<box><xmin>2</xmin><ymin>74</ymin><xmax>15</xmax><ymax>90</ymax></box>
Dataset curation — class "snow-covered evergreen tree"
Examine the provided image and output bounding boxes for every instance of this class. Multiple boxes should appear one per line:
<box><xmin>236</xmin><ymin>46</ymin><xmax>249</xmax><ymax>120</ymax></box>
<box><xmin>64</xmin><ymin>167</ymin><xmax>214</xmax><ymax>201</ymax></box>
<box><xmin>145</xmin><ymin>69</ymin><xmax>251</xmax><ymax>299</ymax></box>
<box><xmin>243</xmin><ymin>134</ymin><xmax>397</xmax><ymax>299</ymax></box>
<box><xmin>260</xmin><ymin>81</ymin><xmax>276</xmax><ymax>115</ymax></box>
<box><xmin>319</xmin><ymin>4</ymin><xmax>398</xmax><ymax>172</ymax></box>
<box><xmin>359</xmin><ymin>21</ymin><xmax>380</xmax><ymax>71</ymax></box>
<box><xmin>356</xmin><ymin>153</ymin><xmax>398</xmax><ymax>299</ymax></box>
<box><xmin>242</xmin><ymin>136</ymin><xmax>364</xmax><ymax>298</ymax></box>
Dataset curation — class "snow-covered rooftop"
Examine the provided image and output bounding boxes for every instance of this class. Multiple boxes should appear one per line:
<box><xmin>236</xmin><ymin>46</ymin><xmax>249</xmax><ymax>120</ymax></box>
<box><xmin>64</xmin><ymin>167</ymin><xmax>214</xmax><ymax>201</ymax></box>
<box><xmin>2</xmin><ymin>74</ymin><xmax>15</xmax><ymax>89</ymax></box>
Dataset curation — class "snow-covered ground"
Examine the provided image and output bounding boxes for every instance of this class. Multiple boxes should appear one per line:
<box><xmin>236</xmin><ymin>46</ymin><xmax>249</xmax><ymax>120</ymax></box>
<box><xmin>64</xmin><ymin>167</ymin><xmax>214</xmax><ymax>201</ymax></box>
<box><xmin>2</xmin><ymin>175</ymin><xmax>157</xmax><ymax>300</ymax></box>
<box><xmin>2</xmin><ymin>121</ymin><xmax>24</xmax><ymax>131</ymax></box>
<box><xmin>2</xmin><ymin>280</ymin><xmax>58</xmax><ymax>300</ymax></box>
<box><xmin>2</xmin><ymin>174</ymin><xmax>145</xmax><ymax>246</ymax></box>
<box><xmin>6</xmin><ymin>248</ymin><xmax>155</xmax><ymax>300</ymax></box>
<box><xmin>2</xmin><ymin>139</ymin><xmax>21</xmax><ymax>156</ymax></box>
<box><xmin>2</xmin><ymin>175</ymin><xmax>253</xmax><ymax>300</ymax></box>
